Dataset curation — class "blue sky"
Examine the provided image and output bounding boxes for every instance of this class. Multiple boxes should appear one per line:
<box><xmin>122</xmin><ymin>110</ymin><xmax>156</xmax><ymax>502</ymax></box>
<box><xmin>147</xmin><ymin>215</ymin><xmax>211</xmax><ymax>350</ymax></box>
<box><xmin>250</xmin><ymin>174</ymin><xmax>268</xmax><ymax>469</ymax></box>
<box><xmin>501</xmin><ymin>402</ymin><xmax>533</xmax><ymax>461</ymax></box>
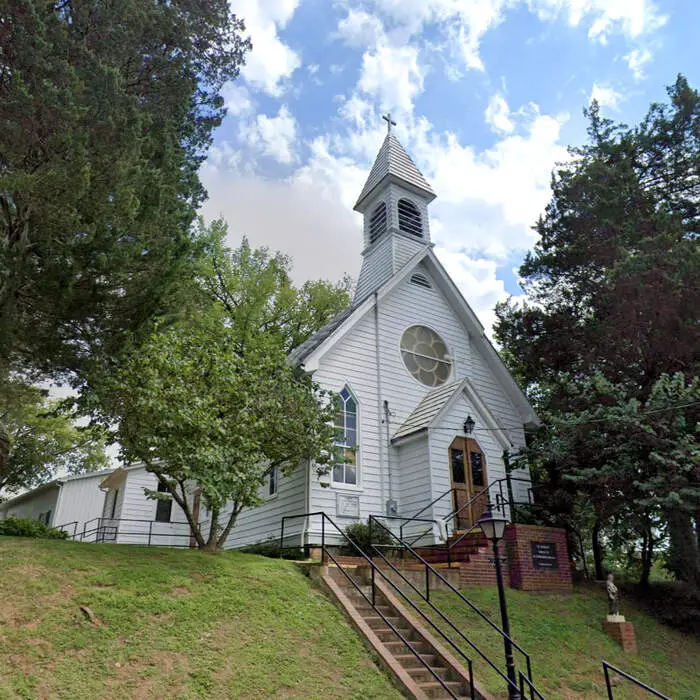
<box><xmin>200</xmin><ymin>0</ymin><xmax>700</xmax><ymax>333</ymax></box>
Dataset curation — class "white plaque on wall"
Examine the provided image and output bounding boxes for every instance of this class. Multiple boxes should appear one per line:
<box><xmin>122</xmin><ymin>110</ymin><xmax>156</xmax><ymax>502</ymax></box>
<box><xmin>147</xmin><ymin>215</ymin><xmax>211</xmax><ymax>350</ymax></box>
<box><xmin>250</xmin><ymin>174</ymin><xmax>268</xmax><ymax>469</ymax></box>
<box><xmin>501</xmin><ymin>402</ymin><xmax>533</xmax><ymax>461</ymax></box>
<box><xmin>336</xmin><ymin>493</ymin><xmax>360</xmax><ymax>519</ymax></box>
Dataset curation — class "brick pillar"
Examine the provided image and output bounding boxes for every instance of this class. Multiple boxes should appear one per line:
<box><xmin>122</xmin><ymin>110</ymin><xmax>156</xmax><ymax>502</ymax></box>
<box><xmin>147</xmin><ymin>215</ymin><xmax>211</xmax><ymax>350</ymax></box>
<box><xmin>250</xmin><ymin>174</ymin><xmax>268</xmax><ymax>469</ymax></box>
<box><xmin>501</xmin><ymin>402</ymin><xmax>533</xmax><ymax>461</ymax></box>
<box><xmin>604</xmin><ymin>619</ymin><xmax>637</xmax><ymax>653</ymax></box>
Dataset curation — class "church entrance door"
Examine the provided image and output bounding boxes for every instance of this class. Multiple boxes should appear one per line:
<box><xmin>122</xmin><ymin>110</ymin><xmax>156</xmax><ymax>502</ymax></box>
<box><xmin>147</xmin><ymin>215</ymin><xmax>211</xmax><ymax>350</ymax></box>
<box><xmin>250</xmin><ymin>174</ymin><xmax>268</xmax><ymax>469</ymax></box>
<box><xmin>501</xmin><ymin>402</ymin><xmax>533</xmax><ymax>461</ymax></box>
<box><xmin>449</xmin><ymin>438</ymin><xmax>488</xmax><ymax>532</ymax></box>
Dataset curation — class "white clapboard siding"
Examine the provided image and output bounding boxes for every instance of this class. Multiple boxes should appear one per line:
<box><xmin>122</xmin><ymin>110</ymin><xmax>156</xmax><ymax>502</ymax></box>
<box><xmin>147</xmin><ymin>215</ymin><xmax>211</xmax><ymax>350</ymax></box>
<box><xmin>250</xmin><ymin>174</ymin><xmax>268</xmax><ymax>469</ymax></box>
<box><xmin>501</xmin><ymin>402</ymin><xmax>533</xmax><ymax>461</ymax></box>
<box><xmin>54</xmin><ymin>474</ymin><xmax>107</xmax><ymax>534</ymax></box>
<box><xmin>0</xmin><ymin>486</ymin><xmax>60</xmax><ymax>524</ymax></box>
<box><xmin>308</xmin><ymin>307</ymin><xmax>382</xmax><ymax>544</ymax></box>
<box><xmin>115</xmin><ymin>468</ymin><xmax>190</xmax><ymax>547</ymax></box>
<box><xmin>222</xmin><ymin>465</ymin><xmax>308</xmax><ymax>550</ymax></box>
<box><xmin>396</xmin><ymin>435</ymin><xmax>432</xmax><ymax>542</ymax></box>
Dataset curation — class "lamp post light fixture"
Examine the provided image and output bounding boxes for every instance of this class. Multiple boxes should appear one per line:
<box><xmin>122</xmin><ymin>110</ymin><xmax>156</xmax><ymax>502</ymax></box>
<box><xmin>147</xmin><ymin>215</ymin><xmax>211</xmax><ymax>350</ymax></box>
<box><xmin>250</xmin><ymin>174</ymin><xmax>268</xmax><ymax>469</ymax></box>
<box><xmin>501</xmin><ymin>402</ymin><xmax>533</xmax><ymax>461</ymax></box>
<box><xmin>463</xmin><ymin>414</ymin><xmax>475</xmax><ymax>435</ymax></box>
<box><xmin>477</xmin><ymin>504</ymin><xmax>520</xmax><ymax>700</ymax></box>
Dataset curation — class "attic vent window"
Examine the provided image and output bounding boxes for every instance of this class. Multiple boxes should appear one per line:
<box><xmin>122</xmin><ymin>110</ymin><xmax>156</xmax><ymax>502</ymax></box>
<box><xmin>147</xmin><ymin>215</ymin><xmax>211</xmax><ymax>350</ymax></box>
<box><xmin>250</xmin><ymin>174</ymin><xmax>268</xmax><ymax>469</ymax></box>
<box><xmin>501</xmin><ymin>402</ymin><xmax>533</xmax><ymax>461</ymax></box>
<box><xmin>369</xmin><ymin>202</ymin><xmax>387</xmax><ymax>244</ymax></box>
<box><xmin>398</xmin><ymin>198</ymin><xmax>423</xmax><ymax>237</ymax></box>
<box><xmin>410</xmin><ymin>273</ymin><xmax>432</xmax><ymax>289</ymax></box>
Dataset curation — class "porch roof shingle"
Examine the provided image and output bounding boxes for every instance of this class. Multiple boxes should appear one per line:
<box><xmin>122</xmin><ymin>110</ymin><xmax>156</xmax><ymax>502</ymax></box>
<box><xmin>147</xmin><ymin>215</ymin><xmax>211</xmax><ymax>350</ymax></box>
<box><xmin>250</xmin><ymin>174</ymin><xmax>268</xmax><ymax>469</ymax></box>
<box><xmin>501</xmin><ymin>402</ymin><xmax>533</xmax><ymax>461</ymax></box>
<box><xmin>392</xmin><ymin>380</ymin><xmax>464</xmax><ymax>441</ymax></box>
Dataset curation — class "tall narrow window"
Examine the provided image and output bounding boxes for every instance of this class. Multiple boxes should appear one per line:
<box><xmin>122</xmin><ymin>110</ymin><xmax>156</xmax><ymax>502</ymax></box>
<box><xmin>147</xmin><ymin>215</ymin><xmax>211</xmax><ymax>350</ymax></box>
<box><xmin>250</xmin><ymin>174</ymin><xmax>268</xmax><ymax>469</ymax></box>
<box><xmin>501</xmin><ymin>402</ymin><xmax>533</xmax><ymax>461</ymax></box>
<box><xmin>398</xmin><ymin>198</ymin><xmax>423</xmax><ymax>237</ymax></box>
<box><xmin>269</xmin><ymin>466</ymin><xmax>279</xmax><ymax>496</ymax></box>
<box><xmin>155</xmin><ymin>482</ymin><xmax>172</xmax><ymax>523</ymax></box>
<box><xmin>333</xmin><ymin>386</ymin><xmax>358</xmax><ymax>485</ymax></box>
<box><xmin>369</xmin><ymin>202</ymin><xmax>387</xmax><ymax>244</ymax></box>
<box><xmin>110</xmin><ymin>488</ymin><xmax>119</xmax><ymax>519</ymax></box>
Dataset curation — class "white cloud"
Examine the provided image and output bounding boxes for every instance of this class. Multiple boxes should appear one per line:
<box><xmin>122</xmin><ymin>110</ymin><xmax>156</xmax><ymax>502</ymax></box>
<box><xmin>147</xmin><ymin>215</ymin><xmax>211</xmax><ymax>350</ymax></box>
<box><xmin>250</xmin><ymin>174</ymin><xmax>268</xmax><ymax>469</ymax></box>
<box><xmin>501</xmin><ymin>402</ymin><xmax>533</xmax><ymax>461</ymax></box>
<box><xmin>234</xmin><ymin>0</ymin><xmax>301</xmax><ymax>96</ymax></box>
<box><xmin>337</xmin><ymin>9</ymin><xmax>385</xmax><ymax>48</ymax></box>
<box><xmin>625</xmin><ymin>47</ymin><xmax>652</xmax><ymax>81</ymax></box>
<box><xmin>485</xmin><ymin>93</ymin><xmax>515</xmax><ymax>134</ymax></box>
<box><xmin>589</xmin><ymin>82</ymin><xmax>623</xmax><ymax>109</ymax></box>
<box><xmin>241</xmin><ymin>106</ymin><xmax>298</xmax><ymax>164</ymax></box>
<box><xmin>221</xmin><ymin>83</ymin><xmax>253</xmax><ymax>116</ymax></box>
<box><xmin>527</xmin><ymin>0</ymin><xmax>666</xmax><ymax>42</ymax></box>
<box><xmin>358</xmin><ymin>41</ymin><xmax>425</xmax><ymax>114</ymax></box>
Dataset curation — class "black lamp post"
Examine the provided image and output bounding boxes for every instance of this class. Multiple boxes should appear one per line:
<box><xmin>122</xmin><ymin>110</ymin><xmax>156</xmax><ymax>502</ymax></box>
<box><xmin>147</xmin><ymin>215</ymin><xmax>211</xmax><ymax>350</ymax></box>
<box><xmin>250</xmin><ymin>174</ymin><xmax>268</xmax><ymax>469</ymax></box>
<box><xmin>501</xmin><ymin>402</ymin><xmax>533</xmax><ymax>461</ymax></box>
<box><xmin>477</xmin><ymin>505</ymin><xmax>520</xmax><ymax>700</ymax></box>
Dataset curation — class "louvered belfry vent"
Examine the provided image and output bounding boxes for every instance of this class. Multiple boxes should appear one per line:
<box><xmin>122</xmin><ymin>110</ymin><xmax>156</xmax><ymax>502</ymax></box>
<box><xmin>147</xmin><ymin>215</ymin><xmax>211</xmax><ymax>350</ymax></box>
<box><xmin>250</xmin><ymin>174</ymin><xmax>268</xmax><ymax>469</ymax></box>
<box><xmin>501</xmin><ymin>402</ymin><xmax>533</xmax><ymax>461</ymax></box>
<box><xmin>398</xmin><ymin>198</ymin><xmax>423</xmax><ymax>237</ymax></box>
<box><xmin>369</xmin><ymin>201</ymin><xmax>387</xmax><ymax>244</ymax></box>
<box><xmin>410</xmin><ymin>273</ymin><xmax>432</xmax><ymax>289</ymax></box>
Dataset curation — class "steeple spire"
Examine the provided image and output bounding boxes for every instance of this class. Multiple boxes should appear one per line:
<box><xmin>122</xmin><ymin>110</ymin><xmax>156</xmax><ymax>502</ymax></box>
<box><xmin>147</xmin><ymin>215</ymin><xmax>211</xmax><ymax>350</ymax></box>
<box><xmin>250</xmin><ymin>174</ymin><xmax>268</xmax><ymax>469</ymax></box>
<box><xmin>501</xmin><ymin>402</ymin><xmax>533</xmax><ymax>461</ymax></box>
<box><xmin>354</xmin><ymin>126</ymin><xmax>436</xmax><ymax>212</ymax></box>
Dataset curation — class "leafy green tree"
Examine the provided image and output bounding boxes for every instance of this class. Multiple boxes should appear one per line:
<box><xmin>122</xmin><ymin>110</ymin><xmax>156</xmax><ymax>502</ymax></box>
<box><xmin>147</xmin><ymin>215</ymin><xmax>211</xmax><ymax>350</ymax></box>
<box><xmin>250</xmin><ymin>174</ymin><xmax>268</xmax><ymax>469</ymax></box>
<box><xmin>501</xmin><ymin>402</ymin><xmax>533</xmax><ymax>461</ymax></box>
<box><xmin>496</xmin><ymin>76</ymin><xmax>700</xmax><ymax>586</ymax></box>
<box><xmin>0</xmin><ymin>378</ymin><xmax>107</xmax><ymax>494</ymax></box>
<box><xmin>90</xmin><ymin>225</ymin><xmax>351</xmax><ymax>551</ymax></box>
<box><xmin>0</xmin><ymin>1</ymin><xmax>250</xmax><ymax>468</ymax></box>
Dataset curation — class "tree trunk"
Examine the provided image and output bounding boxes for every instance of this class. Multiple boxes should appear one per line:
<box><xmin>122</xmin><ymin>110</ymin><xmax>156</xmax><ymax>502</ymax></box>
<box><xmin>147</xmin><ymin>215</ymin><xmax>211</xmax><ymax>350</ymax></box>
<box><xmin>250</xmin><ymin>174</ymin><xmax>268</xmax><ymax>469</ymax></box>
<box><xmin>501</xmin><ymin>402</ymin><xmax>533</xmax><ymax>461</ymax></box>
<box><xmin>639</xmin><ymin>523</ymin><xmax>653</xmax><ymax>588</ymax></box>
<box><xmin>217</xmin><ymin>502</ymin><xmax>243</xmax><ymax>550</ymax></box>
<box><xmin>155</xmin><ymin>474</ymin><xmax>206</xmax><ymax>549</ymax></box>
<box><xmin>204</xmin><ymin>506</ymin><xmax>220</xmax><ymax>551</ymax></box>
<box><xmin>666</xmin><ymin>508</ymin><xmax>700</xmax><ymax>589</ymax></box>
<box><xmin>592</xmin><ymin>518</ymin><xmax>605</xmax><ymax>580</ymax></box>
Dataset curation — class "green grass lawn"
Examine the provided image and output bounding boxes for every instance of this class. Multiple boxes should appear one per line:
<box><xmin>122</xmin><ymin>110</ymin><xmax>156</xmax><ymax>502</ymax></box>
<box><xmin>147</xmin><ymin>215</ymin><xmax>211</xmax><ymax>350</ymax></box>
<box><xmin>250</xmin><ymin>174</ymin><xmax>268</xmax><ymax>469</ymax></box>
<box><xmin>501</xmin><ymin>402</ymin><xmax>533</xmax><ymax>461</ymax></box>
<box><xmin>415</xmin><ymin>584</ymin><xmax>700</xmax><ymax>699</ymax></box>
<box><xmin>0</xmin><ymin>537</ymin><xmax>402</xmax><ymax>700</ymax></box>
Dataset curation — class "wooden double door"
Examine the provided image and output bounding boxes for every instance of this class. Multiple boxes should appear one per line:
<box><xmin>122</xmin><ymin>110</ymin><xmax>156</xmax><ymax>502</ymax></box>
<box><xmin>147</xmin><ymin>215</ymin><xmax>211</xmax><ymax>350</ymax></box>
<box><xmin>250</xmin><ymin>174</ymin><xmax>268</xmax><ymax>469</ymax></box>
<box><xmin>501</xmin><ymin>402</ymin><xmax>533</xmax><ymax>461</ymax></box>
<box><xmin>449</xmin><ymin>437</ymin><xmax>488</xmax><ymax>531</ymax></box>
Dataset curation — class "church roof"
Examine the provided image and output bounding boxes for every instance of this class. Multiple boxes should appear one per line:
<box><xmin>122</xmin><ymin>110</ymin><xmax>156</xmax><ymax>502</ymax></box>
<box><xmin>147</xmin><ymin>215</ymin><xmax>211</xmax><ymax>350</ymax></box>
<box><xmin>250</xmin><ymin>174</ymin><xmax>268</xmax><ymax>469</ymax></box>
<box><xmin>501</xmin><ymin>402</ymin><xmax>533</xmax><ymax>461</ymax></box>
<box><xmin>392</xmin><ymin>380</ymin><xmax>464</xmax><ymax>441</ymax></box>
<box><xmin>288</xmin><ymin>304</ymin><xmax>357</xmax><ymax>365</ymax></box>
<box><xmin>354</xmin><ymin>132</ymin><xmax>436</xmax><ymax>210</ymax></box>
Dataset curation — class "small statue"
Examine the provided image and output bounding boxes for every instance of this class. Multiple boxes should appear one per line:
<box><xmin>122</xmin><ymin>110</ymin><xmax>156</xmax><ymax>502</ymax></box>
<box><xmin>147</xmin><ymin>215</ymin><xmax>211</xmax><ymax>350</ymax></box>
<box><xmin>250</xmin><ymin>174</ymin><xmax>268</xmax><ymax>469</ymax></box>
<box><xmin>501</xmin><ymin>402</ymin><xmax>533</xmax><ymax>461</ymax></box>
<box><xmin>605</xmin><ymin>573</ymin><xmax>619</xmax><ymax>616</ymax></box>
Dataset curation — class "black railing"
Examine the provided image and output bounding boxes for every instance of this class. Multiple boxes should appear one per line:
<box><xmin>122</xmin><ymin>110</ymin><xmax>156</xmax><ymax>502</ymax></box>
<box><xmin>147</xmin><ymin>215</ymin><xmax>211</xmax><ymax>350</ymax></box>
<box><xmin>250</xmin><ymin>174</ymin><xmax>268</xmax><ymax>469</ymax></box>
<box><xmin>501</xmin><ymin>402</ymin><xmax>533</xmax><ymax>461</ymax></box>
<box><xmin>72</xmin><ymin>517</ymin><xmax>209</xmax><ymax>548</ymax></box>
<box><xmin>370</xmin><ymin>514</ymin><xmax>542</xmax><ymax>699</ymax></box>
<box><xmin>53</xmin><ymin>520</ymin><xmax>78</xmax><ymax>539</ymax></box>
<box><xmin>279</xmin><ymin>512</ymin><xmax>473</xmax><ymax>700</ymax></box>
<box><xmin>602</xmin><ymin>661</ymin><xmax>670</xmax><ymax>699</ymax></box>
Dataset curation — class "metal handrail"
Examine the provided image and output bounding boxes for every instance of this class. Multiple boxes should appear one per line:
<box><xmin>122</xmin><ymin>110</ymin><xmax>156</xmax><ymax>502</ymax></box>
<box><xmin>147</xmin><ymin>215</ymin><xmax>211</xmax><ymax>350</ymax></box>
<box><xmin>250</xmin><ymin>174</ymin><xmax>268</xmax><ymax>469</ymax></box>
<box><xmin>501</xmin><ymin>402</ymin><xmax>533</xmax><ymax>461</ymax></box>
<box><xmin>443</xmin><ymin>476</ymin><xmax>534</xmax><ymax>527</ymax></box>
<box><xmin>280</xmin><ymin>512</ymin><xmax>462</xmax><ymax>699</ymax></box>
<box><xmin>370</xmin><ymin>514</ymin><xmax>537</xmax><ymax>697</ymax></box>
<box><xmin>53</xmin><ymin>521</ymin><xmax>78</xmax><ymax>539</ymax></box>
<box><xmin>602</xmin><ymin>661</ymin><xmax>669</xmax><ymax>699</ymax></box>
<box><xmin>372</xmin><ymin>543</ymin><xmax>515</xmax><ymax>698</ymax></box>
<box><xmin>519</xmin><ymin>671</ymin><xmax>546</xmax><ymax>700</ymax></box>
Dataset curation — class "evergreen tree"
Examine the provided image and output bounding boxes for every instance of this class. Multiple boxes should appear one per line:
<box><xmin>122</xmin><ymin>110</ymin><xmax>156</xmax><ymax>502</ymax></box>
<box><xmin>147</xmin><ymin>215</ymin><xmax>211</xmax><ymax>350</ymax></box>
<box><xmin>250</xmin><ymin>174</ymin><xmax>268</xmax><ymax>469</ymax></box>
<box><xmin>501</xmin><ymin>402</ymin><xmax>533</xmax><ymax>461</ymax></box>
<box><xmin>496</xmin><ymin>76</ymin><xmax>700</xmax><ymax>586</ymax></box>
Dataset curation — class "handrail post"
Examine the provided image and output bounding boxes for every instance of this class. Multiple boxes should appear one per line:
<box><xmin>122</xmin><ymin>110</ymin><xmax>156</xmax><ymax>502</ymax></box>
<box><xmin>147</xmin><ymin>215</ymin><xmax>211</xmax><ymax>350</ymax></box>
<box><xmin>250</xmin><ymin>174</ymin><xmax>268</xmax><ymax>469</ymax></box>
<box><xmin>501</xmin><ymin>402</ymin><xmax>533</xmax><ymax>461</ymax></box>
<box><xmin>603</xmin><ymin>663</ymin><xmax>613</xmax><ymax>700</ymax></box>
<box><xmin>148</xmin><ymin>520</ymin><xmax>153</xmax><ymax>546</ymax></box>
<box><xmin>371</xmin><ymin>564</ymin><xmax>376</xmax><ymax>606</ymax></box>
<box><xmin>321</xmin><ymin>515</ymin><xmax>325</xmax><ymax>565</ymax></box>
<box><xmin>425</xmin><ymin>564</ymin><xmax>430</xmax><ymax>603</ymax></box>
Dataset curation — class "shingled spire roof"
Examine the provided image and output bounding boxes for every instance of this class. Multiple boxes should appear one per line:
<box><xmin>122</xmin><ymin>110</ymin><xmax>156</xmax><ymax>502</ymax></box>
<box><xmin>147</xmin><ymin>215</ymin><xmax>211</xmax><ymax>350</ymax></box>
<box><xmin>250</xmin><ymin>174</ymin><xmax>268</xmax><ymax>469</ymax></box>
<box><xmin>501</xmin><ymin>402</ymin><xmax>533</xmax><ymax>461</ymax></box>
<box><xmin>353</xmin><ymin>132</ymin><xmax>436</xmax><ymax>210</ymax></box>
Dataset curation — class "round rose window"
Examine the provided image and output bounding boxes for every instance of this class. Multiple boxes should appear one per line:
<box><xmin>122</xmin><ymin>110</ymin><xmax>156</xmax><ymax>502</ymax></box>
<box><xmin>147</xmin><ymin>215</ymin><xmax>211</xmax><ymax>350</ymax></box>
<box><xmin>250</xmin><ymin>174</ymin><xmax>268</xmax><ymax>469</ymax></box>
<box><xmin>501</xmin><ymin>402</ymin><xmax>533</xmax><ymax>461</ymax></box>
<box><xmin>400</xmin><ymin>326</ymin><xmax>451</xmax><ymax>387</ymax></box>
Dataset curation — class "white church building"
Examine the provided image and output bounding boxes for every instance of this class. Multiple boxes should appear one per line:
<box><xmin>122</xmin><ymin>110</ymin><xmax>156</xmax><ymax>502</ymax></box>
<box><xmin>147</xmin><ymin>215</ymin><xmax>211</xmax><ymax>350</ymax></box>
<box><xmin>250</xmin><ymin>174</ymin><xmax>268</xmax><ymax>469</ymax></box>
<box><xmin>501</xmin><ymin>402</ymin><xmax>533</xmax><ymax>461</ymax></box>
<box><xmin>6</xmin><ymin>127</ymin><xmax>539</xmax><ymax>550</ymax></box>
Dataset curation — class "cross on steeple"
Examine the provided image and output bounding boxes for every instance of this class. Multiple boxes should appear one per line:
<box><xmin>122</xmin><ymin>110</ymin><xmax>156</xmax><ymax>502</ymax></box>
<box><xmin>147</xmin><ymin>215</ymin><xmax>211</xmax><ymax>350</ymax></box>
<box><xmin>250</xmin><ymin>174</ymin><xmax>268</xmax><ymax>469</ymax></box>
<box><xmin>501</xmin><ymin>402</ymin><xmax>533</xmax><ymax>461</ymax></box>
<box><xmin>382</xmin><ymin>112</ymin><xmax>397</xmax><ymax>134</ymax></box>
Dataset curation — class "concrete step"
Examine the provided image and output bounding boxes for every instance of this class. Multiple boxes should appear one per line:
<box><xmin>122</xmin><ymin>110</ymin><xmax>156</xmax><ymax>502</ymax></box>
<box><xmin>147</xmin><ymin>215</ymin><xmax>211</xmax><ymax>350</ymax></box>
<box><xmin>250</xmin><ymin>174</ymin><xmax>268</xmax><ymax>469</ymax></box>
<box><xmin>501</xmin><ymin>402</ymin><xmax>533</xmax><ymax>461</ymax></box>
<box><xmin>383</xmin><ymin>639</ymin><xmax>433</xmax><ymax>655</ymax></box>
<box><xmin>392</xmin><ymin>653</ymin><xmax>440</xmax><ymax>669</ymax></box>
<box><xmin>418</xmin><ymin>680</ymin><xmax>467</xmax><ymax>698</ymax></box>
<box><xmin>362</xmin><ymin>614</ymin><xmax>405</xmax><ymax>630</ymax></box>
<box><xmin>406</xmin><ymin>665</ymin><xmax>452</xmax><ymax>683</ymax></box>
<box><xmin>374</xmin><ymin>627</ymin><xmax>414</xmax><ymax>643</ymax></box>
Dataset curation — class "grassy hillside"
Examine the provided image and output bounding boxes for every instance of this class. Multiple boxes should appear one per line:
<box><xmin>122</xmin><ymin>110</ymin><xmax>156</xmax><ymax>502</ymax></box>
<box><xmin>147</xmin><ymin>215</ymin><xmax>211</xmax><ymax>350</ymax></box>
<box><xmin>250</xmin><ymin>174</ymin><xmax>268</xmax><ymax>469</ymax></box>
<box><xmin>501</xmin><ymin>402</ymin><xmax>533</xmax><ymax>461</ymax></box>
<box><xmin>0</xmin><ymin>538</ymin><xmax>402</xmax><ymax>700</ymax></box>
<box><xmin>417</xmin><ymin>585</ymin><xmax>700</xmax><ymax>699</ymax></box>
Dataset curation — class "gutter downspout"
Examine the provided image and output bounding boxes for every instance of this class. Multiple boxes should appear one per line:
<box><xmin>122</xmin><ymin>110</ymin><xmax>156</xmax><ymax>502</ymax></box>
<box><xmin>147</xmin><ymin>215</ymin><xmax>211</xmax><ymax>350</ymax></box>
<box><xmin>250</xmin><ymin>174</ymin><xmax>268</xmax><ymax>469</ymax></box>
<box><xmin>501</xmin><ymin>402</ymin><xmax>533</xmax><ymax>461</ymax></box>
<box><xmin>374</xmin><ymin>291</ymin><xmax>386</xmax><ymax>513</ymax></box>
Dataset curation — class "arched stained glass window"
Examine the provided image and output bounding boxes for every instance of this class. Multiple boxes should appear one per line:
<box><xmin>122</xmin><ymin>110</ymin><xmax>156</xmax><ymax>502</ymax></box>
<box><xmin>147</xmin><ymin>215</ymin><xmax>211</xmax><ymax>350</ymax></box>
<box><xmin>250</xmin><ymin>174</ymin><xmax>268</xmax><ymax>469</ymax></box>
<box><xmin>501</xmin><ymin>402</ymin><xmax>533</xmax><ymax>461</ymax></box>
<box><xmin>400</xmin><ymin>325</ymin><xmax>451</xmax><ymax>387</ymax></box>
<box><xmin>333</xmin><ymin>386</ymin><xmax>357</xmax><ymax>485</ymax></box>
<box><xmin>369</xmin><ymin>202</ymin><xmax>387</xmax><ymax>244</ymax></box>
<box><xmin>398</xmin><ymin>198</ymin><xmax>423</xmax><ymax>237</ymax></box>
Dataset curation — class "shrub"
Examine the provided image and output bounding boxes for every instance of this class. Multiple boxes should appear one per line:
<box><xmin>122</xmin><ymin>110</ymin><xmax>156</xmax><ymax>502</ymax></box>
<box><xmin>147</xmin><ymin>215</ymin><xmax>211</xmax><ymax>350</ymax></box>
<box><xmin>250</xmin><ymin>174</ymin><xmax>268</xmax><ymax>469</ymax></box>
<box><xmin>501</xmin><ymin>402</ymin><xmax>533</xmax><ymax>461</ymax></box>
<box><xmin>342</xmin><ymin>520</ymin><xmax>395</xmax><ymax>556</ymax></box>
<box><xmin>0</xmin><ymin>517</ymin><xmax>69</xmax><ymax>540</ymax></box>
<box><xmin>242</xmin><ymin>539</ymin><xmax>306</xmax><ymax>561</ymax></box>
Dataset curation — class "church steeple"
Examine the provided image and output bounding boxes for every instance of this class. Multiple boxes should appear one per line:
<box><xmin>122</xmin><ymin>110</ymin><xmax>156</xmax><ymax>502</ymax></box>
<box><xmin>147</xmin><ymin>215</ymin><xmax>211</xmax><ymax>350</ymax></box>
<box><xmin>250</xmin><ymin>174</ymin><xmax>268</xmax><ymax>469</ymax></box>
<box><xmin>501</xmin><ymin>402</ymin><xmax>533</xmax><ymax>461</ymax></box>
<box><xmin>353</xmin><ymin>117</ymin><xmax>436</xmax><ymax>301</ymax></box>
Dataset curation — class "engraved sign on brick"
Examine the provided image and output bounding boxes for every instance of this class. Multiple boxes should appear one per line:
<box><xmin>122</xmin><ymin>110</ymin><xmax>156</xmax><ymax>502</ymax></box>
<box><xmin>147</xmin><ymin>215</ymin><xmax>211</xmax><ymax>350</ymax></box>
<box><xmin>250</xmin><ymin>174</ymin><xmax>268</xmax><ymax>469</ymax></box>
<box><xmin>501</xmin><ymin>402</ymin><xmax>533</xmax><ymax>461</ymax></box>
<box><xmin>531</xmin><ymin>541</ymin><xmax>558</xmax><ymax>569</ymax></box>
<box><xmin>336</xmin><ymin>493</ymin><xmax>360</xmax><ymax>519</ymax></box>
